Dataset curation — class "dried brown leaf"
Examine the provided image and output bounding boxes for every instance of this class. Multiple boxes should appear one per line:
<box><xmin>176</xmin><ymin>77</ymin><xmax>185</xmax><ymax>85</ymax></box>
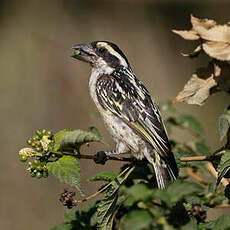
<box><xmin>174</xmin><ymin>74</ymin><xmax>216</xmax><ymax>106</ymax></box>
<box><xmin>213</xmin><ymin>61</ymin><xmax>230</xmax><ymax>92</ymax></box>
<box><xmin>203</xmin><ymin>41</ymin><xmax>230</xmax><ymax>61</ymax></box>
<box><xmin>174</xmin><ymin>15</ymin><xmax>230</xmax><ymax>61</ymax></box>
<box><xmin>172</xmin><ymin>29</ymin><xmax>199</xmax><ymax>40</ymax></box>
<box><xmin>195</xmin><ymin>25</ymin><xmax>230</xmax><ymax>43</ymax></box>
<box><xmin>191</xmin><ymin>14</ymin><xmax>217</xmax><ymax>30</ymax></box>
<box><xmin>181</xmin><ymin>45</ymin><xmax>202</xmax><ymax>58</ymax></box>
<box><xmin>174</xmin><ymin>61</ymin><xmax>230</xmax><ymax>105</ymax></box>
<box><xmin>174</xmin><ymin>62</ymin><xmax>217</xmax><ymax>106</ymax></box>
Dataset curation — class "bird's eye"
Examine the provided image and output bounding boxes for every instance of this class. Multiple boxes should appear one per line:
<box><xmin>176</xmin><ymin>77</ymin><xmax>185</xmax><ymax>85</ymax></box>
<box><xmin>98</xmin><ymin>47</ymin><xmax>106</xmax><ymax>53</ymax></box>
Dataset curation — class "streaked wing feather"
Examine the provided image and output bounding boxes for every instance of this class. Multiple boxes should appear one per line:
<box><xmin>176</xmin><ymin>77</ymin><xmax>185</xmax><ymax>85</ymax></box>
<box><xmin>96</xmin><ymin>70</ymin><xmax>171</xmax><ymax>159</ymax></box>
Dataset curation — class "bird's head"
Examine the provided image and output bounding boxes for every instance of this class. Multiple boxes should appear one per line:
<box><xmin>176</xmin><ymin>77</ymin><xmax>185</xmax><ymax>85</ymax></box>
<box><xmin>72</xmin><ymin>41</ymin><xmax>130</xmax><ymax>74</ymax></box>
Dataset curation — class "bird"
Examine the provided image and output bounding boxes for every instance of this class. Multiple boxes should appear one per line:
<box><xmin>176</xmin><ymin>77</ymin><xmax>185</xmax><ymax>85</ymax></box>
<box><xmin>71</xmin><ymin>41</ymin><xmax>178</xmax><ymax>189</ymax></box>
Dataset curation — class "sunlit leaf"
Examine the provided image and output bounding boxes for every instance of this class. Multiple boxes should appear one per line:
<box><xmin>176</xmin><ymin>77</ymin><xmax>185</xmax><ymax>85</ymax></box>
<box><xmin>203</xmin><ymin>41</ymin><xmax>230</xmax><ymax>61</ymax></box>
<box><xmin>47</xmin><ymin>156</ymin><xmax>83</xmax><ymax>194</ymax></box>
<box><xmin>172</xmin><ymin>29</ymin><xmax>199</xmax><ymax>40</ymax></box>
<box><xmin>173</xmin><ymin>15</ymin><xmax>230</xmax><ymax>61</ymax></box>
<box><xmin>190</xmin><ymin>14</ymin><xmax>217</xmax><ymax>32</ymax></box>
<box><xmin>174</xmin><ymin>73</ymin><xmax>216</xmax><ymax>106</ymax></box>
<box><xmin>175</xmin><ymin>60</ymin><xmax>230</xmax><ymax>105</ymax></box>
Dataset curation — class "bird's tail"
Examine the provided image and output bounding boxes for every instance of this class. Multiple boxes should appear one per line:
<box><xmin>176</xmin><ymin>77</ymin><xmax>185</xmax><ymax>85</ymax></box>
<box><xmin>152</xmin><ymin>161</ymin><xmax>177</xmax><ymax>189</ymax></box>
<box><xmin>145</xmin><ymin>151</ymin><xmax>178</xmax><ymax>189</ymax></box>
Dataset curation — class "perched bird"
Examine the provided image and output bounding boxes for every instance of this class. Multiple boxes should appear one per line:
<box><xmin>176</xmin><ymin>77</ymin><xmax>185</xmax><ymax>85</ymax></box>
<box><xmin>72</xmin><ymin>41</ymin><xmax>178</xmax><ymax>189</ymax></box>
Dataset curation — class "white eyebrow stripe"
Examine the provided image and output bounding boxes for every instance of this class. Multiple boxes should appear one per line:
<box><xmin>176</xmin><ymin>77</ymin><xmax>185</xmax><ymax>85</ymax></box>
<box><xmin>97</xmin><ymin>42</ymin><xmax>128</xmax><ymax>67</ymax></box>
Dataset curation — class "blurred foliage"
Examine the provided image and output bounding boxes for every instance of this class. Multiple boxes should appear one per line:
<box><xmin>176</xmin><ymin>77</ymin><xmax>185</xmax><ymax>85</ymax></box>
<box><xmin>18</xmin><ymin>99</ymin><xmax>230</xmax><ymax>229</ymax></box>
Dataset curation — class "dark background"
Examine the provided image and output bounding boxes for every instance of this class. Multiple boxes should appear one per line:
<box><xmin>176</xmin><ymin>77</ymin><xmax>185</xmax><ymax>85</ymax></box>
<box><xmin>1</xmin><ymin>0</ymin><xmax>230</xmax><ymax>229</ymax></box>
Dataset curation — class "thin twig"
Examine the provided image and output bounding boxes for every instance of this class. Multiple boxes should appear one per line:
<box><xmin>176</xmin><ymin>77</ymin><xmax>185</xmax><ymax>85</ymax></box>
<box><xmin>186</xmin><ymin>168</ymin><xmax>207</xmax><ymax>185</ymax></box>
<box><xmin>215</xmin><ymin>204</ymin><xmax>230</xmax><ymax>208</ymax></box>
<box><xmin>180</xmin><ymin>156</ymin><xmax>209</xmax><ymax>162</ymax></box>
<box><xmin>205</xmin><ymin>162</ymin><xmax>229</xmax><ymax>187</ymax></box>
<box><xmin>75</xmin><ymin>165</ymin><xmax>135</xmax><ymax>204</ymax></box>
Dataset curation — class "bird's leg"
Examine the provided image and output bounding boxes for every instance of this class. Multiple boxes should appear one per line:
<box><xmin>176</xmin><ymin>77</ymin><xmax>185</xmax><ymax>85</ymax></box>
<box><xmin>106</xmin><ymin>141</ymin><xmax>130</xmax><ymax>156</ymax></box>
<box><xmin>94</xmin><ymin>142</ymin><xmax>130</xmax><ymax>164</ymax></box>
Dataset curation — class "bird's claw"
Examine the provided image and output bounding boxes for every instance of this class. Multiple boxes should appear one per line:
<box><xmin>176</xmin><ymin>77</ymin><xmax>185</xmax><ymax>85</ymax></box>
<box><xmin>93</xmin><ymin>151</ymin><xmax>108</xmax><ymax>165</ymax></box>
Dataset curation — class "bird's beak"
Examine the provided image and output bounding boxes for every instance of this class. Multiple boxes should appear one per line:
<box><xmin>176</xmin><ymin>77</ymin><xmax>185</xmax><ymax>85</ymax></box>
<box><xmin>71</xmin><ymin>43</ymin><xmax>97</xmax><ymax>64</ymax></box>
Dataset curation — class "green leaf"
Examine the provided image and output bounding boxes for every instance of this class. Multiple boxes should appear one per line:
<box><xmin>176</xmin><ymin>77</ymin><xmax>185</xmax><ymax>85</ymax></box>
<box><xmin>53</xmin><ymin>129</ymin><xmax>72</xmax><ymax>151</ymax></box>
<box><xmin>159</xmin><ymin>101</ymin><xmax>177</xmax><ymax>117</ymax></box>
<box><xmin>47</xmin><ymin>156</ymin><xmax>83</xmax><ymax>194</ymax></box>
<box><xmin>204</xmin><ymin>215</ymin><xmax>230</xmax><ymax>230</ymax></box>
<box><xmin>61</xmin><ymin>203</ymin><xmax>97</xmax><ymax>229</ymax></box>
<box><xmin>120</xmin><ymin>210</ymin><xmax>153</xmax><ymax>230</ymax></box>
<box><xmin>224</xmin><ymin>183</ymin><xmax>230</xmax><ymax>199</ymax></box>
<box><xmin>59</xmin><ymin>129</ymin><xmax>104</xmax><ymax>152</ymax></box>
<box><xmin>97</xmin><ymin>166</ymin><xmax>135</xmax><ymax>230</ymax></box>
<box><xmin>154</xmin><ymin>181</ymin><xmax>203</xmax><ymax>204</ymax></box>
<box><xmin>178</xmin><ymin>114</ymin><xmax>205</xmax><ymax>138</ymax></box>
<box><xmin>87</xmin><ymin>172</ymin><xmax>117</xmax><ymax>182</ymax></box>
<box><xmin>217</xmin><ymin>151</ymin><xmax>230</xmax><ymax>186</ymax></box>
<box><xmin>97</xmin><ymin>186</ymin><xmax>118</xmax><ymax>230</ymax></box>
<box><xmin>64</xmin><ymin>209</ymin><xmax>79</xmax><ymax>221</ymax></box>
<box><xmin>180</xmin><ymin>218</ymin><xmax>197</xmax><ymax>230</ymax></box>
<box><xmin>88</xmin><ymin>126</ymin><xmax>104</xmax><ymax>144</ymax></box>
<box><xmin>195</xmin><ymin>142</ymin><xmax>210</xmax><ymax>156</ymax></box>
<box><xmin>50</xmin><ymin>223</ymin><xmax>72</xmax><ymax>230</ymax></box>
<box><xmin>124</xmin><ymin>183</ymin><xmax>153</xmax><ymax>207</ymax></box>
<box><xmin>218</xmin><ymin>108</ymin><xmax>230</xmax><ymax>141</ymax></box>
<box><xmin>167</xmin><ymin>181</ymin><xmax>203</xmax><ymax>203</ymax></box>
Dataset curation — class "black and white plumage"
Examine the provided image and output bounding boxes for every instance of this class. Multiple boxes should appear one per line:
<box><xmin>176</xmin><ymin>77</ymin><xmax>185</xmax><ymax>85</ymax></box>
<box><xmin>72</xmin><ymin>41</ymin><xmax>178</xmax><ymax>189</ymax></box>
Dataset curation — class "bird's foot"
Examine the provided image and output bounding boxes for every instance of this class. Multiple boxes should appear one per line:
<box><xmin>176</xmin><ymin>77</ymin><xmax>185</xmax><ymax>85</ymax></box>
<box><xmin>93</xmin><ymin>151</ymin><xmax>108</xmax><ymax>165</ymax></box>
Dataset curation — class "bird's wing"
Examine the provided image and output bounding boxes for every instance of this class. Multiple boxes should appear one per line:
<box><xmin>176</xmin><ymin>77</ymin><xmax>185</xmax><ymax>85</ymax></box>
<box><xmin>96</xmin><ymin>71</ymin><xmax>171</xmax><ymax>159</ymax></box>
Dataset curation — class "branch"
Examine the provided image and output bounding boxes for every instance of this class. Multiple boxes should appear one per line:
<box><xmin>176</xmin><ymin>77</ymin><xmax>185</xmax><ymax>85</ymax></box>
<box><xmin>205</xmin><ymin>162</ymin><xmax>229</xmax><ymax>187</ymax></box>
<box><xmin>70</xmin><ymin>153</ymin><xmax>229</xmax><ymax>187</ymax></box>
<box><xmin>186</xmin><ymin>168</ymin><xmax>207</xmax><ymax>185</ymax></box>
<box><xmin>65</xmin><ymin>153</ymin><xmax>218</xmax><ymax>163</ymax></box>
